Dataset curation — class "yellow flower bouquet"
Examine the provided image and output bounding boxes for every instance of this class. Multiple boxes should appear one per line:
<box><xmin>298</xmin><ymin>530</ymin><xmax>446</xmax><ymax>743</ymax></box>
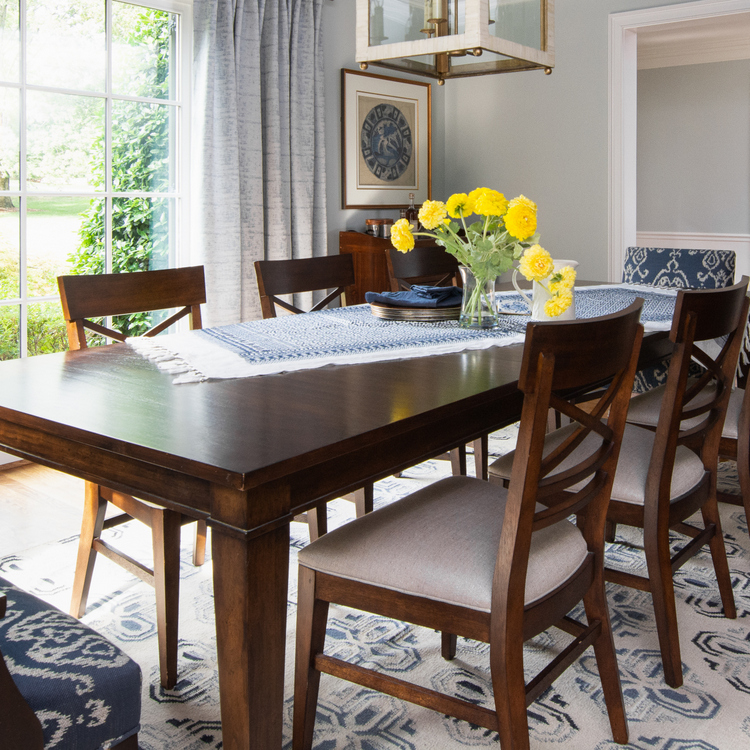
<box><xmin>390</xmin><ymin>187</ymin><xmax>575</xmax><ymax>326</ymax></box>
<box><xmin>514</xmin><ymin>245</ymin><xmax>577</xmax><ymax>319</ymax></box>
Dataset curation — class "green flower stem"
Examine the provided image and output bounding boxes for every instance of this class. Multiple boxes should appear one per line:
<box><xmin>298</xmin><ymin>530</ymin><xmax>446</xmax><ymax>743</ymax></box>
<box><xmin>461</xmin><ymin>271</ymin><xmax>496</xmax><ymax>328</ymax></box>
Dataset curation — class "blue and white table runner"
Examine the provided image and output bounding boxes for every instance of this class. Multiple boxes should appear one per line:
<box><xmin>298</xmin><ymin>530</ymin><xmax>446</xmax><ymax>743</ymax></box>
<box><xmin>128</xmin><ymin>284</ymin><xmax>678</xmax><ymax>383</ymax></box>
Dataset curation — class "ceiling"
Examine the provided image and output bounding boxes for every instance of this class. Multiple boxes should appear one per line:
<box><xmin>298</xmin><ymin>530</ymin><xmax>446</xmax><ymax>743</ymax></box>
<box><xmin>636</xmin><ymin>12</ymin><xmax>750</xmax><ymax>69</ymax></box>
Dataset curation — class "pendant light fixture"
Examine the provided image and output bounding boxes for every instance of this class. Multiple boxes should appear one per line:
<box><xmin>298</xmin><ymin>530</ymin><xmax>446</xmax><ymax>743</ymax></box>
<box><xmin>357</xmin><ymin>0</ymin><xmax>554</xmax><ymax>84</ymax></box>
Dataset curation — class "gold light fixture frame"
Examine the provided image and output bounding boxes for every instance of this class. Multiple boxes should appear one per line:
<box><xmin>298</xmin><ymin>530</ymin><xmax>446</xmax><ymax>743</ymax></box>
<box><xmin>356</xmin><ymin>0</ymin><xmax>554</xmax><ymax>83</ymax></box>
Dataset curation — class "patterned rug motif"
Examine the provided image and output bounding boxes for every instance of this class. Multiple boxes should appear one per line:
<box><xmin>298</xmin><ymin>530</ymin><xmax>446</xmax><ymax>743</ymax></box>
<box><xmin>1</xmin><ymin>425</ymin><xmax>749</xmax><ymax>750</ymax></box>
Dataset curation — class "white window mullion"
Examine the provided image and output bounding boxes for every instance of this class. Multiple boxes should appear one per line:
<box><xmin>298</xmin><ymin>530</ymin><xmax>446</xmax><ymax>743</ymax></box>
<box><xmin>18</xmin><ymin>0</ymin><xmax>28</xmax><ymax>357</ymax></box>
<box><xmin>105</xmin><ymin>0</ymin><xmax>113</xmax><ymax>276</ymax></box>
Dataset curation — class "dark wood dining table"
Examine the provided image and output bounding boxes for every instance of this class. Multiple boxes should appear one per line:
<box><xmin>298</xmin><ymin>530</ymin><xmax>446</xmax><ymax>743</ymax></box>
<box><xmin>0</xmin><ymin>301</ymin><xmax>672</xmax><ymax>750</ymax></box>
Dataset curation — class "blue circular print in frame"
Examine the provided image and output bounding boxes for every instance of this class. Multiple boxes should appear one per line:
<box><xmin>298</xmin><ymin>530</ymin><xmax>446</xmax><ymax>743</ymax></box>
<box><xmin>360</xmin><ymin>103</ymin><xmax>413</xmax><ymax>182</ymax></box>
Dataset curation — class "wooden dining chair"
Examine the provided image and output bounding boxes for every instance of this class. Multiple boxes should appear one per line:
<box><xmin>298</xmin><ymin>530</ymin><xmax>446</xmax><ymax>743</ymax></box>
<box><xmin>57</xmin><ymin>266</ymin><xmax>208</xmax><ymax>690</ymax></box>
<box><xmin>254</xmin><ymin>255</ymin><xmax>373</xmax><ymax>539</ymax></box>
<box><xmin>385</xmin><ymin>244</ymin><xmax>461</xmax><ymax>292</ymax></box>
<box><xmin>293</xmin><ymin>300</ymin><xmax>645</xmax><ymax>750</ymax></box>
<box><xmin>254</xmin><ymin>254</ymin><xmax>356</xmax><ymax>318</ymax></box>
<box><xmin>622</xmin><ymin>246</ymin><xmax>736</xmax><ymax>393</ymax></box>
<box><xmin>622</xmin><ymin>310</ymin><xmax>750</xmax><ymax>534</ymax></box>
<box><xmin>384</xmin><ymin>245</ymin><xmax>491</xmax><ymax>478</ymax></box>
<box><xmin>585</xmin><ymin>280</ymin><xmax>748</xmax><ymax>689</ymax></box>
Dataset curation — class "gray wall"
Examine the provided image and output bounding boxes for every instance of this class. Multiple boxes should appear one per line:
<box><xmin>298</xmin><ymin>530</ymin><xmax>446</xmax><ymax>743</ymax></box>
<box><xmin>320</xmin><ymin>0</ymin><xmax>717</xmax><ymax>280</ymax></box>
<box><xmin>637</xmin><ymin>59</ymin><xmax>750</xmax><ymax>234</ymax></box>
<box><xmin>321</xmin><ymin>0</ymin><xmax>445</xmax><ymax>255</ymax></box>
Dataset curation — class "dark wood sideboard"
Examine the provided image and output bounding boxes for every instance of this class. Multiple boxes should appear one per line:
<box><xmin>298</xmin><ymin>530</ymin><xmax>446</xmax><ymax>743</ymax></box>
<box><xmin>339</xmin><ymin>231</ymin><xmax>442</xmax><ymax>305</ymax></box>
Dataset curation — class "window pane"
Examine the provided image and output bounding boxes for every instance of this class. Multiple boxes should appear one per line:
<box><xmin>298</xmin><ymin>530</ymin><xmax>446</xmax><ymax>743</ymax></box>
<box><xmin>112</xmin><ymin>99</ymin><xmax>173</xmax><ymax>192</ymax></box>
<box><xmin>491</xmin><ymin>0</ymin><xmax>542</xmax><ymax>50</ymax></box>
<box><xmin>27</xmin><ymin>195</ymin><xmax>89</xmax><ymax>296</ymax></box>
<box><xmin>112</xmin><ymin>197</ymin><xmax>172</xmax><ymax>272</ymax></box>
<box><xmin>27</xmin><ymin>300</ymin><xmax>67</xmax><ymax>356</ymax></box>
<box><xmin>27</xmin><ymin>91</ymin><xmax>104</xmax><ymax>192</ymax></box>
<box><xmin>0</xmin><ymin>200</ymin><xmax>19</xmax><ymax>298</ymax></box>
<box><xmin>69</xmin><ymin>197</ymin><xmax>106</xmax><ymax>275</ymax></box>
<box><xmin>26</xmin><ymin>0</ymin><xmax>105</xmax><ymax>92</ymax></box>
<box><xmin>0</xmin><ymin>0</ymin><xmax>20</xmax><ymax>82</ymax></box>
<box><xmin>0</xmin><ymin>87</ymin><xmax>20</xmax><ymax>187</ymax></box>
<box><xmin>0</xmin><ymin>304</ymin><xmax>19</xmax><ymax>359</ymax></box>
<box><xmin>112</xmin><ymin>3</ymin><xmax>175</xmax><ymax>100</ymax></box>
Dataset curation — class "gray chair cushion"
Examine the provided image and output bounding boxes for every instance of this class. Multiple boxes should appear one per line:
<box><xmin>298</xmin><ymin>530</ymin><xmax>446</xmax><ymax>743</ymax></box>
<box><xmin>298</xmin><ymin>475</ymin><xmax>588</xmax><ymax>613</ymax></box>
<box><xmin>489</xmin><ymin>423</ymin><xmax>705</xmax><ymax>506</ymax></box>
<box><xmin>627</xmin><ymin>382</ymin><xmax>742</xmax><ymax>440</ymax></box>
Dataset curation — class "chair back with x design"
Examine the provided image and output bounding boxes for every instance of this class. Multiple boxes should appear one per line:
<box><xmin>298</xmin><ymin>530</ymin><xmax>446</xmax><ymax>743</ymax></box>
<box><xmin>58</xmin><ymin>266</ymin><xmax>206</xmax><ymax>349</ymax></box>
<box><xmin>254</xmin><ymin>255</ymin><xmax>355</xmax><ymax>318</ymax></box>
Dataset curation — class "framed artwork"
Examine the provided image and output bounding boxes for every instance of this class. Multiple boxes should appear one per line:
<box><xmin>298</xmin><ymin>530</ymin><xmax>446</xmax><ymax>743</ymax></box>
<box><xmin>341</xmin><ymin>68</ymin><xmax>431</xmax><ymax>210</ymax></box>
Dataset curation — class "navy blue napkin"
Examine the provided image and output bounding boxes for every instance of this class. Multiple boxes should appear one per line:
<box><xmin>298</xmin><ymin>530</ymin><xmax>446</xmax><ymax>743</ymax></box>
<box><xmin>365</xmin><ymin>285</ymin><xmax>463</xmax><ymax>308</ymax></box>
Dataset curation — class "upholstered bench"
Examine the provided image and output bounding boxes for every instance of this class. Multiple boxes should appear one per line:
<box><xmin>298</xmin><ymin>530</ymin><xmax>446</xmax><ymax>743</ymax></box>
<box><xmin>0</xmin><ymin>576</ymin><xmax>141</xmax><ymax>749</ymax></box>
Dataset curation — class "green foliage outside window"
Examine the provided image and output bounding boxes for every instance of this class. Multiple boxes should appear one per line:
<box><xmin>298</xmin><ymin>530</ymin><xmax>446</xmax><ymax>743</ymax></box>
<box><xmin>0</xmin><ymin>7</ymin><xmax>174</xmax><ymax>358</ymax></box>
<box><xmin>70</xmin><ymin>8</ymin><xmax>172</xmax><ymax>338</ymax></box>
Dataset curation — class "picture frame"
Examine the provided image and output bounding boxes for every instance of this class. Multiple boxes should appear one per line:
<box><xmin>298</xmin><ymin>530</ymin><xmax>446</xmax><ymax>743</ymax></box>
<box><xmin>341</xmin><ymin>68</ymin><xmax>431</xmax><ymax>210</ymax></box>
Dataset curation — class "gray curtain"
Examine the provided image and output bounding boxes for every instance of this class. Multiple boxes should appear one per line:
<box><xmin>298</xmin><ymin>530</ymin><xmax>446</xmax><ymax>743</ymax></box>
<box><xmin>192</xmin><ymin>0</ymin><xmax>327</xmax><ymax>326</ymax></box>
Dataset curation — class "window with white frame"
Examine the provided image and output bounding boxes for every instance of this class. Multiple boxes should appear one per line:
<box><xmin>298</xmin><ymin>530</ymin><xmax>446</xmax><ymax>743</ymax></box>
<box><xmin>0</xmin><ymin>0</ymin><xmax>191</xmax><ymax>359</ymax></box>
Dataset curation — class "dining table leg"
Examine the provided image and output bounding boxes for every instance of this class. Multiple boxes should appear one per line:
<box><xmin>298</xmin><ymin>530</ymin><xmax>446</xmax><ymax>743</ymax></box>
<box><xmin>211</xmin><ymin>511</ymin><xmax>291</xmax><ymax>750</ymax></box>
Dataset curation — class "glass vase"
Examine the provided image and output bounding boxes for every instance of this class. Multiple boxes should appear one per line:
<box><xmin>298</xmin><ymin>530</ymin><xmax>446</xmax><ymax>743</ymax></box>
<box><xmin>459</xmin><ymin>266</ymin><xmax>498</xmax><ymax>329</ymax></box>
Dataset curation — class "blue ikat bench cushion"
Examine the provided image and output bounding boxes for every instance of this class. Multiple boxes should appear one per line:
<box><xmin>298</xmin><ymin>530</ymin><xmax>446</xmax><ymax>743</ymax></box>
<box><xmin>0</xmin><ymin>576</ymin><xmax>141</xmax><ymax>749</ymax></box>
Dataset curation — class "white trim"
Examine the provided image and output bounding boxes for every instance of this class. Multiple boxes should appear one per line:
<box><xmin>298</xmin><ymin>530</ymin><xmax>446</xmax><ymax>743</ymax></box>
<box><xmin>608</xmin><ymin>0</ymin><xmax>750</xmax><ymax>282</ymax></box>
<box><xmin>635</xmin><ymin>231</ymin><xmax>750</xmax><ymax>279</ymax></box>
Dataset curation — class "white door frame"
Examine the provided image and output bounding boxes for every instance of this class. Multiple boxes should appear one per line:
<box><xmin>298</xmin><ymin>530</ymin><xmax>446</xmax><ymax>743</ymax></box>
<box><xmin>608</xmin><ymin>0</ymin><xmax>750</xmax><ymax>281</ymax></box>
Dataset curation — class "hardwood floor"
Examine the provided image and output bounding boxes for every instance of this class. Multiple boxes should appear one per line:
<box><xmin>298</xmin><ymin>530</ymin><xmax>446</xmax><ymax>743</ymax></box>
<box><xmin>0</xmin><ymin>462</ymin><xmax>85</xmax><ymax>555</ymax></box>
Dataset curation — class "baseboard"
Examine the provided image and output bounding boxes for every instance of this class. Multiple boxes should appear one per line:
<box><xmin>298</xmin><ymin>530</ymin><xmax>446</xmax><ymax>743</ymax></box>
<box><xmin>635</xmin><ymin>231</ymin><xmax>750</xmax><ymax>280</ymax></box>
<box><xmin>0</xmin><ymin>458</ymin><xmax>29</xmax><ymax>472</ymax></box>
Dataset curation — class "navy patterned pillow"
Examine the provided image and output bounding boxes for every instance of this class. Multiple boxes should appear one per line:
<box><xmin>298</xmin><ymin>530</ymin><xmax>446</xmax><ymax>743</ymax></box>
<box><xmin>0</xmin><ymin>577</ymin><xmax>141</xmax><ymax>749</ymax></box>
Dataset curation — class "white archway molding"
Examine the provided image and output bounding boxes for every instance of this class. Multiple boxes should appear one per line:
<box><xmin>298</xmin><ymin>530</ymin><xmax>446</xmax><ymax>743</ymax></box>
<box><xmin>608</xmin><ymin>0</ymin><xmax>750</xmax><ymax>281</ymax></box>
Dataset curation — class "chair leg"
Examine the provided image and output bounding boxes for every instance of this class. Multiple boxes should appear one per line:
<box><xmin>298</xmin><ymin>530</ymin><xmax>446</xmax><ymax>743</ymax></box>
<box><xmin>582</xmin><ymin>583</ymin><xmax>628</xmax><ymax>744</ymax></box>
<box><xmin>490</xmin><ymin>633</ymin><xmax>531</xmax><ymax>750</ymax></box>
<box><xmin>352</xmin><ymin>484</ymin><xmax>374</xmax><ymax>518</ymax></box>
<box><xmin>441</xmin><ymin>632</ymin><xmax>457</xmax><ymax>661</ymax></box>
<box><xmin>738</xmin><ymin>440</ymin><xmax>750</xmax><ymax>539</ymax></box>
<box><xmin>192</xmin><ymin>520</ymin><xmax>208</xmax><ymax>567</ymax></box>
<box><xmin>643</xmin><ymin>523</ymin><xmax>683</xmax><ymax>688</ymax></box>
<box><xmin>700</xmin><ymin>498</ymin><xmax>737</xmax><ymax>619</ymax></box>
<box><xmin>70</xmin><ymin>482</ymin><xmax>108</xmax><ymax>619</ymax></box>
<box><xmin>604</xmin><ymin>520</ymin><xmax>617</xmax><ymax>543</ymax></box>
<box><xmin>293</xmin><ymin>566</ymin><xmax>329</xmax><ymax>750</ymax></box>
<box><xmin>306</xmin><ymin>501</ymin><xmax>328</xmax><ymax>543</ymax></box>
<box><xmin>152</xmin><ymin>509</ymin><xmax>182</xmax><ymax>690</ymax></box>
<box><xmin>473</xmin><ymin>435</ymin><xmax>488</xmax><ymax>481</ymax></box>
<box><xmin>450</xmin><ymin>445</ymin><xmax>467</xmax><ymax>476</ymax></box>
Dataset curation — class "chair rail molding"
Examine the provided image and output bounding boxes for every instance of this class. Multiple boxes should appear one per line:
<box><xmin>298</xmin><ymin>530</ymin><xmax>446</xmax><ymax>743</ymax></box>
<box><xmin>608</xmin><ymin>0</ymin><xmax>750</xmax><ymax>282</ymax></box>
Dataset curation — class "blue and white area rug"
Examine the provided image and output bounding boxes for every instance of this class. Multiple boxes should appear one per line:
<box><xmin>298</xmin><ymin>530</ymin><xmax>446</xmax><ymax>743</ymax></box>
<box><xmin>1</xmin><ymin>425</ymin><xmax>750</xmax><ymax>750</ymax></box>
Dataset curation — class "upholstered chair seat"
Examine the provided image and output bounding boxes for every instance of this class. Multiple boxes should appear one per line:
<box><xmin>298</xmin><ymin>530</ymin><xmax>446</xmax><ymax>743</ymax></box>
<box><xmin>489</xmin><ymin>423</ymin><xmax>706</xmax><ymax>507</ymax></box>
<box><xmin>299</xmin><ymin>475</ymin><xmax>587</xmax><ymax>611</ymax></box>
<box><xmin>0</xmin><ymin>576</ymin><xmax>141</xmax><ymax>749</ymax></box>
<box><xmin>624</xmin><ymin>382</ymin><xmax>749</xmax><ymax>528</ymax></box>
<box><xmin>626</xmin><ymin>381</ymin><xmax>741</xmax><ymax>437</ymax></box>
